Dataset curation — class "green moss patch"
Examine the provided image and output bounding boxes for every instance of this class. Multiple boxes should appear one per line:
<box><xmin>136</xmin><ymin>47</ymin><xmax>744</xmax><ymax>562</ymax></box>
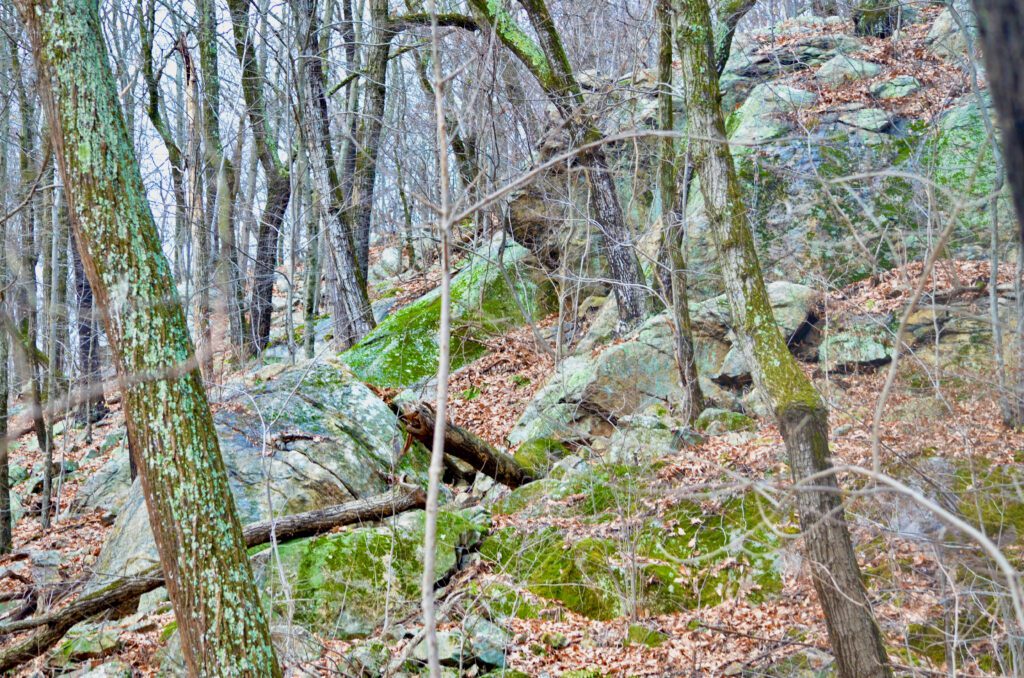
<box><xmin>342</xmin><ymin>240</ymin><xmax>554</xmax><ymax>388</ymax></box>
<box><xmin>259</xmin><ymin>509</ymin><xmax>485</xmax><ymax>638</ymax></box>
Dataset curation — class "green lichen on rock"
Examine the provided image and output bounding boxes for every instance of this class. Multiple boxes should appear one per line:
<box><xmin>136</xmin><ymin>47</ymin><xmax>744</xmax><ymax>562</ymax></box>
<box><xmin>637</xmin><ymin>494</ymin><xmax>784</xmax><ymax>610</ymax></box>
<box><xmin>342</xmin><ymin>238</ymin><xmax>554</xmax><ymax>388</ymax></box>
<box><xmin>53</xmin><ymin>623</ymin><xmax>121</xmax><ymax>666</ymax></box>
<box><xmin>819</xmin><ymin>322</ymin><xmax>893</xmax><ymax>372</ymax></box>
<box><xmin>513</xmin><ymin>438</ymin><xmax>569</xmax><ymax>478</ymax></box>
<box><xmin>256</xmin><ymin>509</ymin><xmax>486</xmax><ymax>638</ymax></box>
<box><xmin>483</xmin><ymin>489</ymin><xmax>783</xmax><ymax>618</ymax></box>
<box><xmin>695</xmin><ymin>408</ymin><xmax>757</xmax><ymax>434</ymax></box>
<box><xmin>481</xmin><ymin>528</ymin><xmax>623</xmax><ymax>620</ymax></box>
<box><xmin>624</xmin><ymin>624</ymin><xmax>668</xmax><ymax>648</ymax></box>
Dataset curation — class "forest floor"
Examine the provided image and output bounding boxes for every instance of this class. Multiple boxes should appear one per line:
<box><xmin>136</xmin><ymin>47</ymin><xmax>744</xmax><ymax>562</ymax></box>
<box><xmin>1</xmin><ymin>258</ymin><xmax>1021</xmax><ymax>676</ymax></box>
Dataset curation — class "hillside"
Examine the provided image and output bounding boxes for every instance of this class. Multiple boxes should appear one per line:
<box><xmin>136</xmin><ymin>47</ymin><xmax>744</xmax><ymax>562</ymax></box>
<box><xmin>0</xmin><ymin>2</ymin><xmax>1021</xmax><ymax>677</ymax></box>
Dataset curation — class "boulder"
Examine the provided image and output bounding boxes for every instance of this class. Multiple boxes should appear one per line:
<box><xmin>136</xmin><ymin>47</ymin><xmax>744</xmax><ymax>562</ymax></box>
<box><xmin>926</xmin><ymin>0</ymin><xmax>977</xmax><ymax>60</ymax></box>
<box><xmin>87</xmin><ymin>361</ymin><xmax>429</xmax><ymax>592</ymax></box>
<box><xmin>253</xmin><ymin>508</ymin><xmax>488</xmax><ymax>639</ymax></box>
<box><xmin>870</xmin><ymin>75</ymin><xmax>922</xmax><ymax>99</ymax></box>
<box><xmin>76</xmin><ymin>446</ymin><xmax>133</xmax><ymax>515</ymax></box>
<box><xmin>509</xmin><ymin>283</ymin><xmax>816</xmax><ymax>445</ymax></box>
<box><xmin>342</xmin><ymin>236</ymin><xmax>555</xmax><ymax>388</ymax></box>
<box><xmin>53</xmin><ymin>622</ymin><xmax>121</xmax><ymax>667</ymax></box>
<box><xmin>839</xmin><ymin>107</ymin><xmax>893</xmax><ymax>133</ymax></box>
<box><xmin>819</xmin><ymin>319</ymin><xmax>893</xmax><ymax>371</ymax></box>
<box><xmin>814</xmin><ymin>54</ymin><xmax>883</xmax><ymax>86</ymax></box>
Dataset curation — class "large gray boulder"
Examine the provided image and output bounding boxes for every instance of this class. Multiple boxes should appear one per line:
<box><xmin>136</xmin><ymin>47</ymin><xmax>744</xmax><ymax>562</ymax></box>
<box><xmin>509</xmin><ymin>282</ymin><xmax>818</xmax><ymax>446</ymax></box>
<box><xmin>87</xmin><ymin>360</ymin><xmax>428</xmax><ymax>592</ymax></box>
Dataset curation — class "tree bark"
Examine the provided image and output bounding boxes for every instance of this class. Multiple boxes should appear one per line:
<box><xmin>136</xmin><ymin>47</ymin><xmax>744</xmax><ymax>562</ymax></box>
<box><xmin>294</xmin><ymin>0</ymin><xmax>375</xmax><ymax>347</ymax></box>
<box><xmin>656</xmin><ymin>0</ymin><xmax>703</xmax><ymax>424</ymax></box>
<box><xmin>0</xmin><ymin>488</ymin><xmax>426</xmax><ymax>672</ymax></box>
<box><xmin>71</xmin><ymin>231</ymin><xmax>107</xmax><ymax>426</ymax></box>
<box><xmin>227</xmin><ymin>0</ymin><xmax>292</xmax><ymax>355</ymax></box>
<box><xmin>10</xmin><ymin>40</ymin><xmax>51</xmax><ymax>527</ymax></box>
<box><xmin>399</xmin><ymin>402</ymin><xmax>532</xmax><ymax>488</ymax></box>
<box><xmin>469</xmin><ymin>0</ymin><xmax>652</xmax><ymax>328</ymax></box>
<box><xmin>672</xmin><ymin>0</ymin><xmax>893</xmax><ymax>676</ymax></box>
<box><xmin>179</xmin><ymin>37</ymin><xmax>213</xmax><ymax>379</ymax></box>
<box><xmin>0</xmin><ymin>57</ymin><xmax>10</xmax><ymax>550</ymax></box>
<box><xmin>18</xmin><ymin>0</ymin><xmax>281</xmax><ymax>673</ymax></box>
<box><xmin>974</xmin><ymin>0</ymin><xmax>1024</xmax><ymax>427</ymax></box>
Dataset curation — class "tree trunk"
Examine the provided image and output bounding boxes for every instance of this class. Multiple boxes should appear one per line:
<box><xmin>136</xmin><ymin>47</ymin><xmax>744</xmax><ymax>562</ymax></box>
<box><xmin>347</xmin><ymin>0</ymin><xmax>391</xmax><ymax>281</ymax></box>
<box><xmin>18</xmin><ymin>0</ymin><xmax>281</xmax><ymax>674</ymax></box>
<box><xmin>138</xmin><ymin>0</ymin><xmax>188</xmax><ymax>282</ymax></box>
<box><xmin>973</xmin><ymin>0</ymin><xmax>1024</xmax><ymax>428</ymax></box>
<box><xmin>655</xmin><ymin>0</ymin><xmax>703</xmax><ymax>425</ymax></box>
<box><xmin>0</xmin><ymin>60</ymin><xmax>10</xmax><ymax>550</ymax></box>
<box><xmin>179</xmin><ymin>37</ymin><xmax>212</xmax><ymax>379</ymax></box>
<box><xmin>71</xmin><ymin>232</ymin><xmax>107</xmax><ymax>426</ymax></box>
<box><xmin>11</xmin><ymin>41</ymin><xmax>51</xmax><ymax>527</ymax></box>
<box><xmin>294</xmin><ymin>0</ymin><xmax>375</xmax><ymax>348</ymax></box>
<box><xmin>302</xmin><ymin>154</ymin><xmax>321</xmax><ymax>360</ymax></box>
<box><xmin>227</xmin><ymin>0</ymin><xmax>292</xmax><ymax>355</ymax></box>
<box><xmin>672</xmin><ymin>0</ymin><xmax>893</xmax><ymax>676</ymax></box>
<box><xmin>469</xmin><ymin>0</ymin><xmax>652</xmax><ymax>328</ymax></box>
<box><xmin>399</xmin><ymin>402</ymin><xmax>532</xmax><ymax>488</ymax></box>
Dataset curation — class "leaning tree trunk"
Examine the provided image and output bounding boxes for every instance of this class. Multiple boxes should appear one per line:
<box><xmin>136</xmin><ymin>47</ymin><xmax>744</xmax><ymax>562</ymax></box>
<box><xmin>672</xmin><ymin>0</ymin><xmax>893</xmax><ymax>676</ymax></box>
<box><xmin>973</xmin><ymin>0</ymin><xmax>1024</xmax><ymax>428</ymax></box>
<box><xmin>17</xmin><ymin>0</ymin><xmax>281</xmax><ymax>674</ymax></box>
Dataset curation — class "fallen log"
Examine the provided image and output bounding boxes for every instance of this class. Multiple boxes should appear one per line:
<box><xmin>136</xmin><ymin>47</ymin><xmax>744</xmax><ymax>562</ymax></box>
<box><xmin>399</xmin><ymin>401</ymin><xmax>532</xmax><ymax>488</ymax></box>
<box><xmin>0</xmin><ymin>486</ymin><xmax>426</xmax><ymax>672</ymax></box>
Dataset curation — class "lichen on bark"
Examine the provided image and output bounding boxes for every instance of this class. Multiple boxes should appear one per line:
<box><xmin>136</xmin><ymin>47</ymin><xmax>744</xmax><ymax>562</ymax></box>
<box><xmin>16</xmin><ymin>0</ymin><xmax>281</xmax><ymax>674</ymax></box>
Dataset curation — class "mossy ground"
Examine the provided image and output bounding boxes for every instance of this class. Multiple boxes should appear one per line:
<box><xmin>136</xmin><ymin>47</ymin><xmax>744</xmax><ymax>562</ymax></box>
<box><xmin>483</xmin><ymin>462</ymin><xmax>784</xmax><ymax>620</ymax></box>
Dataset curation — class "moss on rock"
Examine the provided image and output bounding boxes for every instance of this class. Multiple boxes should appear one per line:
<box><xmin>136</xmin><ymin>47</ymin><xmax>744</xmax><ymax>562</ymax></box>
<box><xmin>342</xmin><ymin>238</ymin><xmax>555</xmax><ymax>388</ymax></box>
<box><xmin>257</xmin><ymin>509</ymin><xmax>486</xmax><ymax>638</ymax></box>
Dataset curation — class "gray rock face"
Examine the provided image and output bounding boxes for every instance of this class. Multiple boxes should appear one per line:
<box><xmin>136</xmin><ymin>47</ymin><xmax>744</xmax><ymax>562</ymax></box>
<box><xmin>509</xmin><ymin>282</ymin><xmax>818</xmax><ymax>446</ymax></box>
<box><xmin>870</xmin><ymin>75</ymin><xmax>923</xmax><ymax>99</ymax></box>
<box><xmin>819</xmin><ymin>318</ymin><xmax>894</xmax><ymax>371</ymax></box>
<box><xmin>926</xmin><ymin>0</ymin><xmax>978</xmax><ymax>59</ymax></box>
<box><xmin>76</xmin><ymin>446</ymin><xmax>132</xmax><ymax>515</ymax></box>
<box><xmin>839</xmin><ymin>107</ymin><xmax>893</xmax><ymax>133</ymax></box>
<box><xmin>87</xmin><ymin>360</ymin><xmax>428</xmax><ymax>592</ymax></box>
<box><xmin>814</xmin><ymin>54</ymin><xmax>882</xmax><ymax>86</ymax></box>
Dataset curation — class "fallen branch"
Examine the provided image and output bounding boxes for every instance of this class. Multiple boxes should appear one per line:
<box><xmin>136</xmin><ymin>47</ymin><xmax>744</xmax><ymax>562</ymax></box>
<box><xmin>399</xmin><ymin>401</ymin><xmax>532</xmax><ymax>488</ymax></box>
<box><xmin>0</xmin><ymin>487</ymin><xmax>426</xmax><ymax>671</ymax></box>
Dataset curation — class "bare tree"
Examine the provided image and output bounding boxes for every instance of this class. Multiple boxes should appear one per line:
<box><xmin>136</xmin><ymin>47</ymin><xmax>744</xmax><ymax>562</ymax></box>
<box><xmin>16</xmin><ymin>0</ymin><xmax>281</xmax><ymax>672</ymax></box>
<box><xmin>974</xmin><ymin>0</ymin><xmax>1024</xmax><ymax>428</ymax></box>
<box><xmin>672</xmin><ymin>0</ymin><xmax>893</xmax><ymax>674</ymax></box>
<box><xmin>469</xmin><ymin>0</ymin><xmax>653</xmax><ymax>328</ymax></box>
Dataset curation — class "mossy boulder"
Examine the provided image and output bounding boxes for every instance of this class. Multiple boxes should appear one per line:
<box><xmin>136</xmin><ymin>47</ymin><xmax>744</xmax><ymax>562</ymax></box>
<box><xmin>53</xmin><ymin>622</ymin><xmax>121</xmax><ymax>667</ymax></box>
<box><xmin>695</xmin><ymin>408</ymin><xmax>757</xmax><ymax>434</ymax></box>
<box><xmin>342</xmin><ymin>236</ymin><xmax>555</xmax><ymax>388</ymax></box>
<box><xmin>483</xmin><ymin>490</ymin><xmax>783</xmax><ymax>619</ymax></box>
<box><xmin>513</xmin><ymin>438</ymin><xmax>569</xmax><ymax>478</ymax></box>
<box><xmin>870</xmin><ymin>75</ymin><xmax>922</xmax><ymax>99</ymax></box>
<box><xmin>254</xmin><ymin>508</ymin><xmax>488</xmax><ymax>638</ymax></box>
